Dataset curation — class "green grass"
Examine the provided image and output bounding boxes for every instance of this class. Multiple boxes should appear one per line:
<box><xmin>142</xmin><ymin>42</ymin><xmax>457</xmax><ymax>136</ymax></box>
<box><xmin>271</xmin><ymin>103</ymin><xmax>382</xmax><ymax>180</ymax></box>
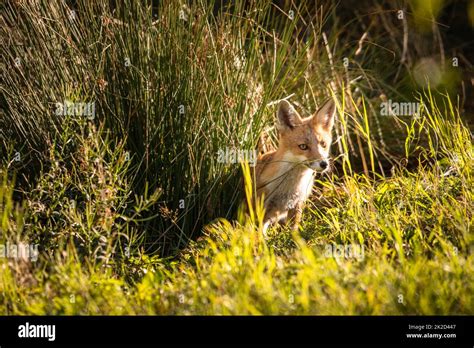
<box><xmin>0</xmin><ymin>0</ymin><xmax>473</xmax><ymax>315</ymax></box>
<box><xmin>1</xmin><ymin>91</ymin><xmax>473</xmax><ymax>315</ymax></box>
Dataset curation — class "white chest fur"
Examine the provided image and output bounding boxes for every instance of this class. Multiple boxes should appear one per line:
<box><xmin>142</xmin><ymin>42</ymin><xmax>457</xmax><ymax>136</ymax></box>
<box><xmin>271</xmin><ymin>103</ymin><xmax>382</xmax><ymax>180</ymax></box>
<box><xmin>263</xmin><ymin>162</ymin><xmax>314</xmax><ymax>211</ymax></box>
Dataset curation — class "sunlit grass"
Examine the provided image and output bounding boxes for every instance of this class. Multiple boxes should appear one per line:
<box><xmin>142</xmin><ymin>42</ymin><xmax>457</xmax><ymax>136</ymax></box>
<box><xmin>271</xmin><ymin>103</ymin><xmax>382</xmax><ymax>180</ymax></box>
<box><xmin>1</xmin><ymin>91</ymin><xmax>473</xmax><ymax>315</ymax></box>
<box><xmin>0</xmin><ymin>0</ymin><xmax>472</xmax><ymax>315</ymax></box>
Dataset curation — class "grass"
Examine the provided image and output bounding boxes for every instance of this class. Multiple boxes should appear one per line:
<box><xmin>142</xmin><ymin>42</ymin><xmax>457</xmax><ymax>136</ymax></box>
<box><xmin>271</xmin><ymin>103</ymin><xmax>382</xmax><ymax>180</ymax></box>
<box><xmin>1</xmin><ymin>0</ymin><xmax>473</xmax><ymax>315</ymax></box>
<box><xmin>1</xmin><ymin>91</ymin><xmax>473</xmax><ymax>315</ymax></box>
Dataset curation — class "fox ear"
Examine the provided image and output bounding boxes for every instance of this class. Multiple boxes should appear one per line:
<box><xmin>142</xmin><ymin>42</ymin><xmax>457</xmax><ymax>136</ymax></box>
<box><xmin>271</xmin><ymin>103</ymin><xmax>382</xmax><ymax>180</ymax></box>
<box><xmin>277</xmin><ymin>100</ymin><xmax>302</xmax><ymax>130</ymax></box>
<box><xmin>312</xmin><ymin>99</ymin><xmax>336</xmax><ymax>131</ymax></box>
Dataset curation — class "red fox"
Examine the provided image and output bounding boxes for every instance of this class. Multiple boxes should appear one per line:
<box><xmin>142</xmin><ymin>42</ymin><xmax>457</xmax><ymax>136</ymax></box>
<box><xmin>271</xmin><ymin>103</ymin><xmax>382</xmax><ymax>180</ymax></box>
<box><xmin>255</xmin><ymin>99</ymin><xmax>336</xmax><ymax>233</ymax></box>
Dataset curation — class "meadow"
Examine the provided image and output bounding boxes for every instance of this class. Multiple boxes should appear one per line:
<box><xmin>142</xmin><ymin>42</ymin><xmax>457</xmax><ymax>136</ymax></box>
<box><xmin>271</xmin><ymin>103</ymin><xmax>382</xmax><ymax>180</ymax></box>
<box><xmin>1</xmin><ymin>0</ymin><xmax>473</xmax><ymax>314</ymax></box>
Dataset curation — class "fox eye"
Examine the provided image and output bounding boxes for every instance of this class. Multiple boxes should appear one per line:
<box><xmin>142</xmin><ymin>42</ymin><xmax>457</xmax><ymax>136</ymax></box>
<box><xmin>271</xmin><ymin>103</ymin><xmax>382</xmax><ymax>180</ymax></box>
<box><xmin>298</xmin><ymin>144</ymin><xmax>309</xmax><ymax>150</ymax></box>
<box><xmin>320</xmin><ymin>141</ymin><xmax>327</xmax><ymax>148</ymax></box>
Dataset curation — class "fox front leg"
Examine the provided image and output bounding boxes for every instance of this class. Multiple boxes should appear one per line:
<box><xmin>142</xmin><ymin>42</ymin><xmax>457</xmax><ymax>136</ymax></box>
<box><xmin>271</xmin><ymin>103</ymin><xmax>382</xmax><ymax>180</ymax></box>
<box><xmin>286</xmin><ymin>203</ymin><xmax>303</xmax><ymax>231</ymax></box>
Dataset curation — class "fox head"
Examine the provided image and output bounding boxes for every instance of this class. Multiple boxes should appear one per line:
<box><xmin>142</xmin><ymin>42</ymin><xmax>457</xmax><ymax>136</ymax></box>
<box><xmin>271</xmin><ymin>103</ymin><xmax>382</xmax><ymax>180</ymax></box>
<box><xmin>276</xmin><ymin>99</ymin><xmax>336</xmax><ymax>172</ymax></box>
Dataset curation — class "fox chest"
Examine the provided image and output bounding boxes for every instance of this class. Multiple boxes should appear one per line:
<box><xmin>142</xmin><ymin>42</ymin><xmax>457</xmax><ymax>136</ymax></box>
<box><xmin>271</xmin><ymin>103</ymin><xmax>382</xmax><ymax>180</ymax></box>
<box><xmin>261</xmin><ymin>166</ymin><xmax>314</xmax><ymax>211</ymax></box>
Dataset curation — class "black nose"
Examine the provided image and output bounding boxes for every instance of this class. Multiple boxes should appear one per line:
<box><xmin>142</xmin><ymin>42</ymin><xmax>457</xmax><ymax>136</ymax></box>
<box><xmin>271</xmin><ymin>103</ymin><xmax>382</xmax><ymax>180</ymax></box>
<box><xmin>320</xmin><ymin>160</ymin><xmax>328</xmax><ymax>169</ymax></box>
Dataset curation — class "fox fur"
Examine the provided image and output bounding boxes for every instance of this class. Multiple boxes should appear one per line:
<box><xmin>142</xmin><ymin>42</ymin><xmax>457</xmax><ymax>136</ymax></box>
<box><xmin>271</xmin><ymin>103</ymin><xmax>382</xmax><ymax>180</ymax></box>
<box><xmin>255</xmin><ymin>99</ymin><xmax>336</xmax><ymax>233</ymax></box>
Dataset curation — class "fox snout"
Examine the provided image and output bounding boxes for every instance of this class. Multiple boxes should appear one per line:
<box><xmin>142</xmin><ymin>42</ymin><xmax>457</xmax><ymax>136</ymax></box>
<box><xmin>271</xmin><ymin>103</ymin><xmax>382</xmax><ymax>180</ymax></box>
<box><xmin>308</xmin><ymin>159</ymin><xmax>329</xmax><ymax>172</ymax></box>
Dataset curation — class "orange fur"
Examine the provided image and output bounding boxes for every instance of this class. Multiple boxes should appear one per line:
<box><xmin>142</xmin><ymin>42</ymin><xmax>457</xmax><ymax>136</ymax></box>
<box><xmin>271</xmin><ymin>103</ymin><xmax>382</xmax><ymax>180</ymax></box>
<box><xmin>255</xmin><ymin>99</ymin><xmax>336</xmax><ymax>233</ymax></box>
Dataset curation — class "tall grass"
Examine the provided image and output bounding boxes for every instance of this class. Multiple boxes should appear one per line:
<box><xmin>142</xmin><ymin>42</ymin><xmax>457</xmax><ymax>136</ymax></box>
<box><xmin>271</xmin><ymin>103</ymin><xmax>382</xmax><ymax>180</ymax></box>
<box><xmin>2</xmin><ymin>0</ymin><xmax>320</xmax><ymax>254</ymax></box>
<box><xmin>1</xmin><ymin>0</ymin><xmax>472</xmax><ymax>315</ymax></box>
<box><xmin>3</xmin><ymin>0</ymin><xmax>459</xmax><ymax>254</ymax></box>
<box><xmin>1</xmin><ymin>89</ymin><xmax>472</xmax><ymax>314</ymax></box>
